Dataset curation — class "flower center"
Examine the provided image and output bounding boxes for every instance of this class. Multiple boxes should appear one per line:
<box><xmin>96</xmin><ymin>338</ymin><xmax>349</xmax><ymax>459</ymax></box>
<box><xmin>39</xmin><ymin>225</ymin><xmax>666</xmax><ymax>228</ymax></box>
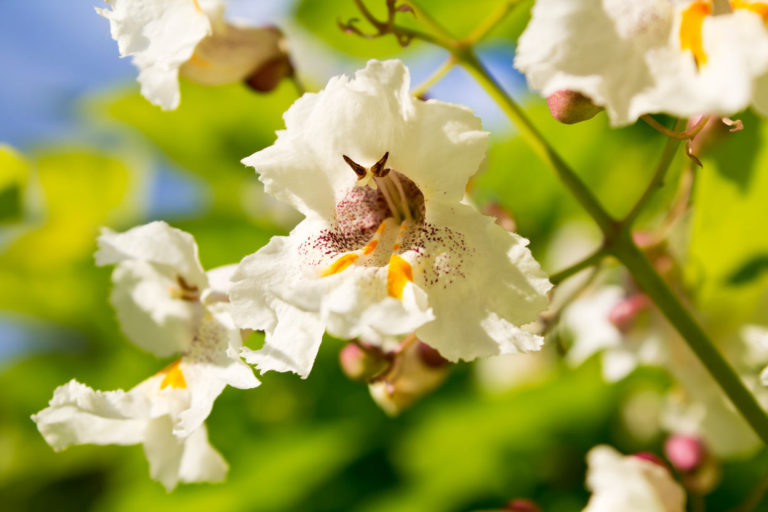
<box><xmin>307</xmin><ymin>153</ymin><xmax>429</xmax><ymax>298</ymax></box>
<box><xmin>342</xmin><ymin>152</ymin><xmax>425</xmax><ymax>225</ymax></box>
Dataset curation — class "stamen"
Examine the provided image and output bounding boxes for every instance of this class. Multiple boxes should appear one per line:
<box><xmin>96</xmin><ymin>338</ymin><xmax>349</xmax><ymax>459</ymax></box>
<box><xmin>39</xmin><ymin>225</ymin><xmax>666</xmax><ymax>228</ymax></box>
<box><xmin>343</xmin><ymin>154</ymin><xmax>368</xmax><ymax>180</ymax></box>
<box><xmin>371</xmin><ymin>152</ymin><xmax>390</xmax><ymax>178</ymax></box>
<box><xmin>388</xmin><ymin>172</ymin><xmax>413</xmax><ymax>222</ymax></box>
<box><xmin>374</xmin><ymin>176</ymin><xmax>402</xmax><ymax>223</ymax></box>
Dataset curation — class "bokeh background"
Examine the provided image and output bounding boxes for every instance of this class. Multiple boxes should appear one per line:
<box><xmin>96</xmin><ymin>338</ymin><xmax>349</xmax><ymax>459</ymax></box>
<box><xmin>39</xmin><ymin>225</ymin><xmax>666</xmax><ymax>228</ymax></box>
<box><xmin>2</xmin><ymin>1</ymin><xmax>768</xmax><ymax>511</ymax></box>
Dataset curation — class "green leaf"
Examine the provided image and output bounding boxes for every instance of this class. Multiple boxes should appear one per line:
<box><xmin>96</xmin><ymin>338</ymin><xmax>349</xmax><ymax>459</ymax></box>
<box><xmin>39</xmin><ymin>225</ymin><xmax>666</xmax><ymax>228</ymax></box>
<box><xmin>0</xmin><ymin>145</ymin><xmax>28</xmax><ymax>223</ymax></box>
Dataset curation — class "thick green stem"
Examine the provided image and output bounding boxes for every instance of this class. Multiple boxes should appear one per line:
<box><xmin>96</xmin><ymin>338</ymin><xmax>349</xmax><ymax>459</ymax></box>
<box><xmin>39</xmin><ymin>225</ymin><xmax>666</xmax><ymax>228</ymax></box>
<box><xmin>612</xmin><ymin>234</ymin><xmax>768</xmax><ymax>444</ymax></box>
<box><xmin>457</xmin><ymin>51</ymin><xmax>617</xmax><ymax>235</ymax></box>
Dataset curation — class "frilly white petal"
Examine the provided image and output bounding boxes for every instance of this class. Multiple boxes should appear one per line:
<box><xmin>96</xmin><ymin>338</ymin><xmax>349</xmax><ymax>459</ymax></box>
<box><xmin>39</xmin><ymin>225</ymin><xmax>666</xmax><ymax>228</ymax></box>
<box><xmin>109</xmin><ymin>260</ymin><xmax>202</xmax><ymax>357</ymax></box>
<box><xmin>242</xmin><ymin>59</ymin><xmax>488</xmax><ymax>220</ymax></box>
<box><xmin>584</xmin><ymin>445</ymin><xmax>686</xmax><ymax>512</ymax></box>
<box><xmin>32</xmin><ymin>379</ymin><xmax>149</xmax><ymax>450</ymax></box>
<box><xmin>415</xmin><ymin>204</ymin><xmax>551</xmax><ymax>361</ymax></box>
<box><xmin>96</xmin><ymin>221</ymin><xmax>208</xmax><ymax>289</ymax></box>
<box><xmin>97</xmin><ymin>0</ymin><xmax>215</xmax><ymax>110</ymax></box>
<box><xmin>174</xmin><ymin>310</ymin><xmax>259</xmax><ymax>436</ymax></box>
<box><xmin>143</xmin><ymin>418</ymin><xmax>227</xmax><ymax>491</ymax></box>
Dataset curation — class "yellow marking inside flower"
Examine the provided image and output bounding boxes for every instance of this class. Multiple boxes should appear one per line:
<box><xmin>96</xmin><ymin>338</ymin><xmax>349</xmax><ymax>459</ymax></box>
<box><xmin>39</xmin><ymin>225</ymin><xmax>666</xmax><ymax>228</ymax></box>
<box><xmin>192</xmin><ymin>0</ymin><xmax>204</xmax><ymax>14</ymax></box>
<box><xmin>321</xmin><ymin>253</ymin><xmax>359</xmax><ymax>277</ymax></box>
<box><xmin>159</xmin><ymin>360</ymin><xmax>187</xmax><ymax>389</ymax></box>
<box><xmin>731</xmin><ymin>0</ymin><xmax>768</xmax><ymax>21</ymax></box>
<box><xmin>363</xmin><ymin>239</ymin><xmax>379</xmax><ymax>255</ymax></box>
<box><xmin>387</xmin><ymin>254</ymin><xmax>413</xmax><ymax>299</ymax></box>
<box><xmin>680</xmin><ymin>1</ymin><xmax>712</xmax><ymax>67</ymax></box>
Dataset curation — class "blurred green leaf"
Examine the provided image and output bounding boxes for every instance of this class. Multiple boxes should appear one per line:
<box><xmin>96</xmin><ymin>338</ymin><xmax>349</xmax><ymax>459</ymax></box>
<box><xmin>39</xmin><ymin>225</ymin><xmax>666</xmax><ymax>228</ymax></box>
<box><xmin>0</xmin><ymin>145</ymin><xmax>28</xmax><ymax>223</ymax></box>
<box><xmin>99</xmin><ymin>80</ymin><xmax>297</xmax><ymax>214</ymax></box>
<box><xmin>686</xmin><ymin>116</ymin><xmax>768</xmax><ymax>328</ymax></box>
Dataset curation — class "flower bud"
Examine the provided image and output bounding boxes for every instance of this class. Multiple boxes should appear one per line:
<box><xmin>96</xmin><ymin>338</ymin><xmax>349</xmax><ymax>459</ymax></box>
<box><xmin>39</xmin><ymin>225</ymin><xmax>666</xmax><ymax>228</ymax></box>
<box><xmin>664</xmin><ymin>434</ymin><xmax>705</xmax><ymax>472</ymax></box>
<box><xmin>608</xmin><ymin>293</ymin><xmax>650</xmax><ymax>332</ymax></box>
<box><xmin>180</xmin><ymin>25</ymin><xmax>291</xmax><ymax>92</ymax></box>
<box><xmin>339</xmin><ymin>342</ymin><xmax>389</xmax><ymax>381</ymax></box>
<box><xmin>504</xmin><ymin>498</ymin><xmax>542</xmax><ymax>512</ymax></box>
<box><xmin>368</xmin><ymin>339</ymin><xmax>449</xmax><ymax>416</ymax></box>
<box><xmin>632</xmin><ymin>452</ymin><xmax>668</xmax><ymax>469</ymax></box>
<box><xmin>546</xmin><ymin>90</ymin><xmax>602</xmax><ymax>124</ymax></box>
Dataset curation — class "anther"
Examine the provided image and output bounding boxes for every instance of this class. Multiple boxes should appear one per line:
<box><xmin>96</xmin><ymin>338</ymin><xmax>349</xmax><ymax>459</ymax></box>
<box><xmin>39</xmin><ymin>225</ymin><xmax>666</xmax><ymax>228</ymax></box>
<box><xmin>343</xmin><ymin>154</ymin><xmax>368</xmax><ymax>180</ymax></box>
<box><xmin>371</xmin><ymin>152</ymin><xmax>391</xmax><ymax>178</ymax></box>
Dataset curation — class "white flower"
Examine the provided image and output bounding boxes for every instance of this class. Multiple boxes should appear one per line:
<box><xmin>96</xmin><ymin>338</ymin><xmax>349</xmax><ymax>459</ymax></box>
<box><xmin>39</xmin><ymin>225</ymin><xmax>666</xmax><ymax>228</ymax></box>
<box><xmin>33</xmin><ymin>378</ymin><xmax>227</xmax><ymax>491</ymax></box>
<box><xmin>584</xmin><ymin>446</ymin><xmax>686</xmax><ymax>512</ymax></box>
<box><xmin>94</xmin><ymin>221</ymin><xmax>260</xmax><ymax>435</ymax></box>
<box><xmin>33</xmin><ymin>221</ymin><xmax>259</xmax><ymax>489</ymax></box>
<box><xmin>562</xmin><ymin>286</ymin><xmax>664</xmax><ymax>382</ymax></box>
<box><xmin>231</xmin><ymin>60</ymin><xmax>551</xmax><ymax>378</ymax></box>
<box><xmin>515</xmin><ymin>0</ymin><xmax>768</xmax><ymax>125</ymax></box>
<box><xmin>97</xmin><ymin>0</ymin><xmax>287</xmax><ymax>109</ymax></box>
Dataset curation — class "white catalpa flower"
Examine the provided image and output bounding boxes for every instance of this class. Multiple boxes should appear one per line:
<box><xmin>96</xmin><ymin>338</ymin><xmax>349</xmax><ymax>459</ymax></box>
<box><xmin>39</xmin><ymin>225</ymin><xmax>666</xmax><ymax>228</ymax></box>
<box><xmin>562</xmin><ymin>286</ymin><xmax>664</xmax><ymax>382</ymax></box>
<box><xmin>33</xmin><ymin>221</ymin><xmax>259</xmax><ymax>489</ymax></box>
<box><xmin>515</xmin><ymin>0</ymin><xmax>768</xmax><ymax>125</ymax></box>
<box><xmin>584</xmin><ymin>446</ymin><xmax>686</xmax><ymax>512</ymax></box>
<box><xmin>97</xmin><ymin>0</ymin><xmax>288</xmax><ymax>109</ymax></box>
<box><xmin>231</xmin><ymin>59</ymin><xmax>551</xmax><ymax>378</ymax></box>
<box><xmin>34</xmin><ymin>377</ymin><xmax>227</xmax><ymax>491</ymax></box>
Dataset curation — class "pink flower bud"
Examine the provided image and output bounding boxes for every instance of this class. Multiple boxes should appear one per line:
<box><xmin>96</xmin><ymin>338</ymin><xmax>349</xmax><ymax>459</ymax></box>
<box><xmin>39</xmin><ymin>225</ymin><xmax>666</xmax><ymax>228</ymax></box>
<box><xmin>546</xmin><ymin>90</ymin><xmax>602</xmax><ymax>124</ymax></box>
<box><xmin>664</xmin><ymin>434</ymin><xmax>705</xmax><ymax>472</ymax></box>
<box><xmin>632</xmin><ymin>452</ymin><xmax>668</xmax><ymax>470</ymax></box>
<box><xmin>339</xmin><ymin>343</ymin><xmax>388</xmax><ymax>381</ymax></box>
<box><xmin>505</xmin><ymin>498</ymin><xmax>542</xmax><ymax>512</ymax></box>
<box><xmin>608</xmin><ymin>293</ymin><xmax>650</xmax><ymax>332</ymax></box>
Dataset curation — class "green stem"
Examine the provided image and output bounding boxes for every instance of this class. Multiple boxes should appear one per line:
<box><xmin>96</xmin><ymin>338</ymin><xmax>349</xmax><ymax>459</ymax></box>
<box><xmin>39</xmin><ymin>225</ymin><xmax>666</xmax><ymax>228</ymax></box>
<box><xmin>622</xmin><ymin>120</ymin><xmax>685</xmax><ymax>227</ymax></box>
<box><xmin>411</xmin><ymin>56</ymin><xmax>456</xmax><ymax>97</ymax></box>
<box><xmin>463</xmin><ymin>0</ymin><xmax>525</xmax><ymax>44</ymax></box>
<box><xmin>457</xmin><ymin>51</ymin><xmax>617</xmax><ymax>235</ymax></box>
<box><xmin>612</xmin><ymin>234</ymin><xmax>768</xmax><ymax>445</ymax></box>
<box><xmin>549</xmin><ymin>248</ymin><xmax>607</xmax><ymax>285</ymax></box>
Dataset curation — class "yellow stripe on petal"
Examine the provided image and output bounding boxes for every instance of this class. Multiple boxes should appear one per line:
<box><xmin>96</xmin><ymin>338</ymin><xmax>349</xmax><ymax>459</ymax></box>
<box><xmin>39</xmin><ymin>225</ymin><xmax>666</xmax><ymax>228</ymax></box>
<box><xmin>159</xmin><ymin>360</ymin><xmax>187</xmax><ymax>389</ymax></box>
<box><xmin>387</xmin><ymin>254</ymin><xmax>413</xmax><ymax>299</ymax></box>
<box><xmin>731</xmin><ymin>0</ymin><xmax>768</xmax><ymax>21</ymax></box>
<box><xmin>322</xmin><ymin>253</ymin><xmax>359</xmax><ymax>277</ymax></box>
<box><xmin>363</xmin><ymin>239</ymin><xmax>379</xmax><ymax>255</ymax></box>
<box><xmin>680</xmin><ymin>1</ymin><xmax>712</xmax><ymax>68</ymax></box>
<box><xmin>192</xmin><ymin>0</ymin><xmax>204</xmax><ymax>14</ymax></box>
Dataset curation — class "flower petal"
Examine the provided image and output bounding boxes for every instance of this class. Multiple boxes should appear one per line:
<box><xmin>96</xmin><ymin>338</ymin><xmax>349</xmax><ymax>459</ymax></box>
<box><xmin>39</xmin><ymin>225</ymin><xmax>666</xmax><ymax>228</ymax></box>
<box><xmin>414</xmin><ymin>204</ymin><xmax>551</xmax><ymax>361</ymax></box>
<box><xmin>97</xmin><ymin>0</ymin><xmax>216</xmax><ymax>110</ymax></box>
<box><xmin>585</xmin><ymin>445</ymin><xmax>686</xmax><ymax>512</ymax></box>
<box><xmin>96</xmin><ymin>221</ymin><xmax>208</xmax><ymax>289</ymax></box>
<box><xmin>32</xmin><ymin>379</ymin><xmax>149</xmax><ymax>451</ymax></box>
<box><xmin>242</xmin><ymin>60</ymin><xmax>488</xmax><ymax>220</ymax></box>
<box><xmin>143</xmin><ymin>418</ymin><xmax>227</xmax><ymax>491</ymax></box>
<box><xmin>515</xmin><ymin>0</ymin><xmax>768</xmax><ymax>125</ymax></box>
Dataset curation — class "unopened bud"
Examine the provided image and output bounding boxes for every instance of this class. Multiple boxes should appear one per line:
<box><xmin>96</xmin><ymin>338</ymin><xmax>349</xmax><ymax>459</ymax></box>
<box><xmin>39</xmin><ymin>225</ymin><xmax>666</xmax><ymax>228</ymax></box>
<box><xmin>632</xmin><ymin>452</ymin><xmax>668</xmax><ymax>470</ymax></box>
<box><xmin>339</xmin><ymin>342</ymin><xmax>388</xmax><ymax>381</ymax></box>
<box><xmin>546</xmin><ymin>90</ymin><xmax>602</xmax><ymax>124</ymax></box>
<box><xmin>180</xmin><ymin>25</ymin><xmax>291</xmax><ymax>92</ymax></box>
<box><xmin>505</xmin><ymin>498</ymin><xmax>542</xmax><ymax>512</ymax></box>
<box><xmin>369</xmin><ymin>338</ymin><xmax>449</xmax><ymax>416</ymax></box>
<box><xmin>417</xmin><ymin>341</ymin><xmax>449</xmax><ymax>368</ymax></box>
<box><xmin>664</xmin><ymin>434</ymin><xmax>705</xmax><ymax>472</ymax></box>
<box><xmin>608</xmin><ymin>293</ymin><xmax>650</xmax><ymax>332</ymax></box>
